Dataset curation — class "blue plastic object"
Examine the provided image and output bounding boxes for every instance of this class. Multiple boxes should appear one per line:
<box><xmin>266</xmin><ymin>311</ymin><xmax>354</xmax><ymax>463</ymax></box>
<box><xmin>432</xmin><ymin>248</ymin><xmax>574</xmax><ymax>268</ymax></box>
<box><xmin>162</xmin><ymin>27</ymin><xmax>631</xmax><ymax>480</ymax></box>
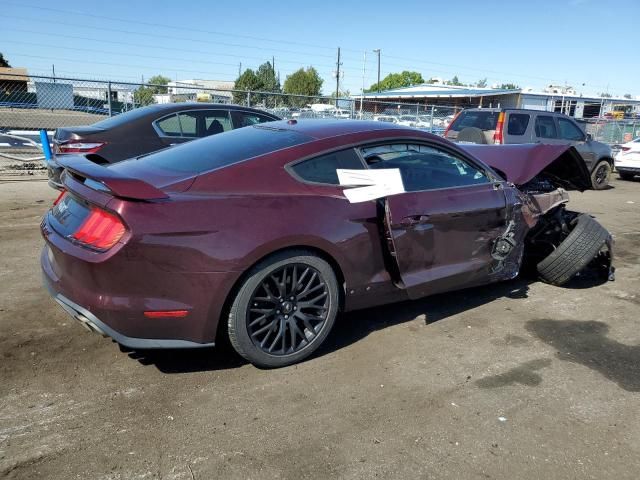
<box><xmin>40</xmin><ymin>129</ymin><xmax>52</xmax><ymax>162</ymax></box>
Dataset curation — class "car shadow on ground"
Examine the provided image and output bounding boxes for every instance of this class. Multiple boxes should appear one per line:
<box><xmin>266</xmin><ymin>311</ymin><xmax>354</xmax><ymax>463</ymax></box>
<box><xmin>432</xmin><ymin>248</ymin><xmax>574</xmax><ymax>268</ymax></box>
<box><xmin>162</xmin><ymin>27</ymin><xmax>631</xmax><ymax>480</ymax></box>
<box><xmin>130</xmin><ymin>268</ymin><xmax>610</xmax><ymax>373</ymax></box>
<box><xmin>526</xmin><ymin>319</ymin><xmax>640</xmax><ymax>392</ymax></box>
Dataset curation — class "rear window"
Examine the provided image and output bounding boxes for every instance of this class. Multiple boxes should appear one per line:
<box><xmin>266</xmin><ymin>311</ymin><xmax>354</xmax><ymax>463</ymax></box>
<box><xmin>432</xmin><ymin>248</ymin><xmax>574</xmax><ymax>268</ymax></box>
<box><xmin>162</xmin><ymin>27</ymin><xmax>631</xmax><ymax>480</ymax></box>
<box><xmin>129</xmin><ymin>125</ymin><xmax>313</xmax><ymax>174</ymax></box>
<box><xmin>450</xmin><ymin>111</ymin><xmax>500</xmax><ymax>131</ymax></box>
<box><xmin>91</xmin><ymin>105</ymin><xmax>159</xmax><ymax>129</ymax></box>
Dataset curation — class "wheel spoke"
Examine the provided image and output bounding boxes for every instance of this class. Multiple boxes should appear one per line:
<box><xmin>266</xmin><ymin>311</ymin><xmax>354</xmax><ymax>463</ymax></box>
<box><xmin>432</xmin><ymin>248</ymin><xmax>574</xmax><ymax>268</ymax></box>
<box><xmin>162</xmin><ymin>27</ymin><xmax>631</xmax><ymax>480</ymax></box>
<box><xmin>297</xmin><ymin>282</ymin><xmax>324</xmax><ymax>300</ymax></box>
<box><xmin>252</xmin><ymin>319</ymin><xmax>277</xmax><ymax>337</ymax></box>
<box><xmin>298</xmin><ymin>291</ymin><xmax>328</xmax><ymax>308</ymax></box>
<box><xmin>267</xmin><ymin>318</ymin><xmax>285</xmax><ymax>353</ymax></box>
<box><xmin>248</xmin><ymin>314</ymin><xmax>268</xmax><ymax>328</ymax></box>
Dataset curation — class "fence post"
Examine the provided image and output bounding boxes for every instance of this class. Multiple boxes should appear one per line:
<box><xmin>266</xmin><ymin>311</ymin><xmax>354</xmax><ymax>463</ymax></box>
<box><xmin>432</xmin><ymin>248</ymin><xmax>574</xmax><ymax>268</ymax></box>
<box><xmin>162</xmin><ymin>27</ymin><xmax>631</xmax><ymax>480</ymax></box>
<box><xmin>430</xmin><ymin>105</ymin><xmax>435</xmax><ymax>133</ymax></box>
<box><xmin>107</xmin><ymin>81</ymin><xmax>113</xmax><ymax>117</ymax></box>
<box><xmin>247</xmin><ymin>90</ymin><xmax>251</xmax><ymax>108</ymax></box>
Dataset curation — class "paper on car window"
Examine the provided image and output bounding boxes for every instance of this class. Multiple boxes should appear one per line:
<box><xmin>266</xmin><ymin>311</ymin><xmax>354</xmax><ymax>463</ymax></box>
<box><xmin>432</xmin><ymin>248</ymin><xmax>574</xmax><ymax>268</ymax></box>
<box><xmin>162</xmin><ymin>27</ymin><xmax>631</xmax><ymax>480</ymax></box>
<box><xmin>337</xmin><ymin>168</ymin><xmax>405</xmax><ymax>203</ymax></box>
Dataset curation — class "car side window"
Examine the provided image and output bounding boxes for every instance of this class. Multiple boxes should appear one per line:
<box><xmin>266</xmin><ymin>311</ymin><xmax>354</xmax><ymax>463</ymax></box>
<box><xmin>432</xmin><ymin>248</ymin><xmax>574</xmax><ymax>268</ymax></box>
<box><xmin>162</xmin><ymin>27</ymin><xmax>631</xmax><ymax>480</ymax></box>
<box><xmin>202</xmin><ymin>110</ymin><xmax>232</xmax><ymax>137</ymax></box>
<box><xmin>360</xmin><ymin>143</ymin><xmax>489</xmax><ymax>192</ymax></box>
<box><xmin>557</xmin><ymin>118</ymin><xmax>585</xmax><ymax>141</ymax></box>
<box><xmin>290</xmin><ymin>149</ymin><xmax>365</xmax><ymax>185</ymax></box>
<box><xmin>156</xmin><ymin>114</ymin><xmax>182</xmax><ymax>137</ymax></box>
<box><xmin>534</xmin><ymin>115</ymin><xmax>558</xmax><ymax>139</ymax></box>
<box><xmin>231</xmin><ymin>111</ymin><xmax>274</xmax><ymax>129</ymax></box>
<box><xmin>507</xmin><ymin>113</ymin><xmax>530</xmax><ymax>136</ymax></box>
<box><xmin>177</xmin><ymin>112</ymin><xmax>198</xmax><ymax>138</ymax></box>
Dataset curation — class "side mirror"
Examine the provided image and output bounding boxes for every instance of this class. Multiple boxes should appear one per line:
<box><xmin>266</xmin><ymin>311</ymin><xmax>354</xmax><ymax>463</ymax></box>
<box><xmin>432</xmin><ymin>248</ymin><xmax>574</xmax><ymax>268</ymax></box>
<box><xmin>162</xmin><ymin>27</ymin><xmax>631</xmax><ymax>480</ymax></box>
<box><xmin>586</xmin><ymin>133</ymin><xmax>593</xmax><ymax>142</ymax></box>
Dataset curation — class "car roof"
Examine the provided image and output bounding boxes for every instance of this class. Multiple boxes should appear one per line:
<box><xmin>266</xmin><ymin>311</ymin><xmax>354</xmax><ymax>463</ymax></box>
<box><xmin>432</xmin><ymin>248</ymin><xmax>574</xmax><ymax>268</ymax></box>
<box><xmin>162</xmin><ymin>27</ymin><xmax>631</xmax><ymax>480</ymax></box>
<box><xmin>272</xmin><ymin>119</ymin><xmax>416</xmax><ymax>140</ymax></box>
<box><xmin>462</xmin><ymin>108</ymin><xmax>570</xmax><ymax>115</ymax></box>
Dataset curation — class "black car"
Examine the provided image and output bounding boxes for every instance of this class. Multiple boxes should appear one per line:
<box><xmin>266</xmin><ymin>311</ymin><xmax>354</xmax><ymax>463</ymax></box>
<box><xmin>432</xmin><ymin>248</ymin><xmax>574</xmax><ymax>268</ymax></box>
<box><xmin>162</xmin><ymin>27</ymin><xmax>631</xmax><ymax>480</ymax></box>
<box><xmin>47</xmin><ymin>103</ymin><xmax>280</xmax><ymax>189</ymax></box>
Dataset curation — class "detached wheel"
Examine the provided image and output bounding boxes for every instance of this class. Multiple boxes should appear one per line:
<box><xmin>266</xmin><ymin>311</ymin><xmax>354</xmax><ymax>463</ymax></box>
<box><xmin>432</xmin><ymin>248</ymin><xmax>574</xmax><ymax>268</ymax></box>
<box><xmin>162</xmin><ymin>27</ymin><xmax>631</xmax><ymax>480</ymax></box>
<box><xmin>619</xmin><ymin>171</ymin><xmax>635</xmax><ymax>180</ymax></box>
<box><xmin>537</xmin><ymin>214</ymin><xmax>609</xmax><ymax>286</ymax></box>
<box><xmin>227</xmin><ymin>250</ymin><xmax>339</xmax><ymax>368</ymax></box>
<box><xmin>591</xmin><ymin>160</ymin><xmax>611</xmax><ymax>189</ymax></box>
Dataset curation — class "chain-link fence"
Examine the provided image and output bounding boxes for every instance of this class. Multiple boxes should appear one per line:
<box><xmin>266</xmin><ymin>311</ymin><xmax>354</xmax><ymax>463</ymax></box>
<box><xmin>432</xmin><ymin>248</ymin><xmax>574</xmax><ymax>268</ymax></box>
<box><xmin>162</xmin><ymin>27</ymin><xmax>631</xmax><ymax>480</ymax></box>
<box><xmin>1</xmin><ymin>73</ymin><xmax>638</xmax><ymax>178</ymax></box>
<box><xmin>0</xmin><ymin>73</ymin><xmax>459</xmax><ymax>131</ymax></box>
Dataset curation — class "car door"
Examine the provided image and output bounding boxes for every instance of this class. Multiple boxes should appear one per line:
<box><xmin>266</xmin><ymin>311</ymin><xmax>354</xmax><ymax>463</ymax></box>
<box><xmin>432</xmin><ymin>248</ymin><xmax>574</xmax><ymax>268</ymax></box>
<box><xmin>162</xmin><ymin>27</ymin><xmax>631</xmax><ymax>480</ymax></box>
<box><xmin>361</xmin><ymin>143</ymin><xmax>509</xmax><ymax>299</ymax></box>
<box><xmin>533</xmin><ymin>114</ymin><xmax>564</xmax><ymax>145</ymax></box>
<box><xmin>556</xmin><ymin>116</ymin><xmax>596</xmax><ymax>169</ymax></box>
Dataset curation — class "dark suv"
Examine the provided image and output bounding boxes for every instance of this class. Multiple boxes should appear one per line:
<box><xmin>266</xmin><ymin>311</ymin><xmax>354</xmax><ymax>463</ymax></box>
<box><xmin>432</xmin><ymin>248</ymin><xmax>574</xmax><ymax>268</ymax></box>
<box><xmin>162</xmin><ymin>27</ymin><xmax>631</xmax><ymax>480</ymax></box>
<box><xmin>444</xmin><ymin>108</ymin><xmax>614</xmax><ymax>189</ymax></box>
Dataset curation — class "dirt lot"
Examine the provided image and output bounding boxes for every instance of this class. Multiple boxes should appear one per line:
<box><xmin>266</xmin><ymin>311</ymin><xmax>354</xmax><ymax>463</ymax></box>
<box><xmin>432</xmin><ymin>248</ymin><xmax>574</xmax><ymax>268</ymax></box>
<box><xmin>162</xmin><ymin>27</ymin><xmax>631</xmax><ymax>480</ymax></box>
<box><xmin>1</xmin><ymin>177</ymin><xmax>639</xmax><ymax>479</ymax></box>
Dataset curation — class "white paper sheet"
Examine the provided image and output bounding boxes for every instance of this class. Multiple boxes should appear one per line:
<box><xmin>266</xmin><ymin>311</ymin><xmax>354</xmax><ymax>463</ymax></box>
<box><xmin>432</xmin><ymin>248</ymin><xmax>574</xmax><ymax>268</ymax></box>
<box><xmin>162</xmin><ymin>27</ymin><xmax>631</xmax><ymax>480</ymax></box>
<box><xmin>337</xmin><ymin>168</ymin><xmax>405</xmax><ymax>203</ymax></box>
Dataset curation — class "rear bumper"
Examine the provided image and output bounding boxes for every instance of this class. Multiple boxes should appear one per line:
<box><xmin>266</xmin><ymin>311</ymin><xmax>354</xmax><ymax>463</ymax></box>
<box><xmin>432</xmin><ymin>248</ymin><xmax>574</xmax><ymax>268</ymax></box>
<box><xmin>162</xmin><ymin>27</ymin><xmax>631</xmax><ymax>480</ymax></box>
<box><xmin>48</xmin><ymin>285</ymin><xmax>215</xmax><ymax>349</ymax></box>
<box><xmin>41</xmin><ymin>241</ymin><xmax>238</xmax><ymax>349</ymax></box>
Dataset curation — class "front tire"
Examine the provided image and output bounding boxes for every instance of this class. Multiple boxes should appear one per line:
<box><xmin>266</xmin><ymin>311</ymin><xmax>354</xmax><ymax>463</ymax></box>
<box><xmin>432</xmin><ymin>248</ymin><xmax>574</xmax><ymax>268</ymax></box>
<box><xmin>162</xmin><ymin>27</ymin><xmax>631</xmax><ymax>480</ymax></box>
<box><xmin>227</xmin><ymin>250</ymin><xmax>339</xmax><ymax>368</ymax></box>
<box><xmin>591</xmin><ymin>160</ymin><xmax>611</xmax><ymax>189</ymax></box>
<box><xmin>537</xmin><ymin>214</ymin><xmax>609</xmax><ymax>286</ymax></box>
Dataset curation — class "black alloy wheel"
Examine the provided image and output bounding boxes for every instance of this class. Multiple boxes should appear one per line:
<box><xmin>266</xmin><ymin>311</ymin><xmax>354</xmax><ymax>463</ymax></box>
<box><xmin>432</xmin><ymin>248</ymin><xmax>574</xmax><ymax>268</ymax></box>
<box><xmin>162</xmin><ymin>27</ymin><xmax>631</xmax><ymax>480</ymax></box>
<box><xmin>227</xmin><ymin>251</ymin><xmax>339</xmax><ymax>368</ymax></box>
<box><xmin>248</xmin><ymin>264</ymin><xmax>329</xmax><ymax>355</ymax></box>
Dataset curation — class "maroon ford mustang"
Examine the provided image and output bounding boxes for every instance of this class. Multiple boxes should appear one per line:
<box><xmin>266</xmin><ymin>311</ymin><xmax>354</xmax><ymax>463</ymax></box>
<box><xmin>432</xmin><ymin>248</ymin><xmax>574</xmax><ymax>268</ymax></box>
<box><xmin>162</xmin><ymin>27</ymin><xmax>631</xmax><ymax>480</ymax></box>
<box><xmin>41</xmin><ymin>120</ymin><xmax>613</xmax><ymax>367</ymax></box>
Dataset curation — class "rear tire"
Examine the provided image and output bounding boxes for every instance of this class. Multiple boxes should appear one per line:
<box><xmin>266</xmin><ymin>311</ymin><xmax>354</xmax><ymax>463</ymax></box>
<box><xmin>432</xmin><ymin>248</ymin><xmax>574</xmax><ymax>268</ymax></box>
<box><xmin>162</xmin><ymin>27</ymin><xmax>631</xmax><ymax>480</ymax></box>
<box><xmin>591</xmin><ymin>160</ymin><xmax>611</xmax><ymax>189</ymax></box>
<box><xmin>537</xmin><ymin>214</ymin><xmax>609</xmax><ymax>286</ymax></box>
<box><xmin>227</xmin><ymin>250</ymin><xmax>339</xmax><ymax>368</ymax></box>
<box><xmin>456</xmin><ymin>127</ymin><xmax>487</xmax><ymax>144</ymax></box>
<box><xmin>618</xmin><ymin>171</ymin><xmax>635</xmax><ymax>180</ymax></box>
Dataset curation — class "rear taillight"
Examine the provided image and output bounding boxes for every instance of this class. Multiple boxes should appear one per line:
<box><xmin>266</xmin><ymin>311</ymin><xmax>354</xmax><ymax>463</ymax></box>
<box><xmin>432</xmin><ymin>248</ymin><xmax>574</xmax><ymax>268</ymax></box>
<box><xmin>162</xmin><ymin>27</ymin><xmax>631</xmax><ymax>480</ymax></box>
<box><xmin>56</xmin><ymin>142</ymin><xmax>105</xmax><ymax>154</ymax></box>
<box><xmin>444</xmin><ymin>111</ymin><xmax>461</xmax><ymax>137</ymax></box>
<box><xmin>493</xmin><ymin>112</ymin><xmax>505</xmax><ymax>144</ymax></box>
<box><xmin>71</xmin><ymin>207</ymin><xmax>125</xmax><ymax>251</ymax></box>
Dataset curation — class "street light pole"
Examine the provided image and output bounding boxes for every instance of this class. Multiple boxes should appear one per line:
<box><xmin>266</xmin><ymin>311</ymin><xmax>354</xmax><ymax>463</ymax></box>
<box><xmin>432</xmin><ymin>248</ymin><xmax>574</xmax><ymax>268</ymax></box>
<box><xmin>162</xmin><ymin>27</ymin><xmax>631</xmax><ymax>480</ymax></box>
<box><xmin>373</xmin><ymin>49</ymin><xmax>381</xmax><ymax>93</ymax></box>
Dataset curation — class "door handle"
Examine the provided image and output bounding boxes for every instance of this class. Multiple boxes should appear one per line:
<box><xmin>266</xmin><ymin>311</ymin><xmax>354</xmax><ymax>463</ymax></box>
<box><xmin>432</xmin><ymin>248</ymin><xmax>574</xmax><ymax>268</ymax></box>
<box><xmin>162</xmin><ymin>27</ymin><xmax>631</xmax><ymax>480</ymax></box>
<box><xmin>401</xmin><ymin>215</ymin><xmax>430</xmax><ymax>227</ymax></box>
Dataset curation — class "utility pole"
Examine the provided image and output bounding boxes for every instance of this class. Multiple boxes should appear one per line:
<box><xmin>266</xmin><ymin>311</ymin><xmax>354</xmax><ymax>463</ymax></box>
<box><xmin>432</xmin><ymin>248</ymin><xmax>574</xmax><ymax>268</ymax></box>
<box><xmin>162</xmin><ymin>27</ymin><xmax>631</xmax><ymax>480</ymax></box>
<box><xmin>52</xmin><ymin>64</ymin><xmax>56</xmax><ymax>83</ymax></box>
<box><xmin>272</xmin><ymin>56</ymin><xmax>275</xmax><ymax>74</ymax></box>
<box><xmin>373</xmin><ymin>49</ymin><xmax>381</xmax><ymax>93</ymax></box>
<box><xmin>360</xmin><ymin>51</ymin><xmax>366</xmax><ymax>117</ymax></box>
<box><xmin>335</xmin><ymin>47</ymin><xmax>341</xmax><ymax>108</ymax></box>
<box><xmin>238</xmin><ymin>62</ymin><xmax>242</xmax><ymax>77</ymax></box>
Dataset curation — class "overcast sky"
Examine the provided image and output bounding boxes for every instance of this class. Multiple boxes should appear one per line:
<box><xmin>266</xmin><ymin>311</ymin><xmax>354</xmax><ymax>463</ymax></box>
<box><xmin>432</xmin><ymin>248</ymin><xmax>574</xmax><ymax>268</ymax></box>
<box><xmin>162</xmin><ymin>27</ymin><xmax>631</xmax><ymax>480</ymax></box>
<box><xmin>1</xmin><ymin>0</ymin><xmax>637</xmax><ymax>96</ymax></box>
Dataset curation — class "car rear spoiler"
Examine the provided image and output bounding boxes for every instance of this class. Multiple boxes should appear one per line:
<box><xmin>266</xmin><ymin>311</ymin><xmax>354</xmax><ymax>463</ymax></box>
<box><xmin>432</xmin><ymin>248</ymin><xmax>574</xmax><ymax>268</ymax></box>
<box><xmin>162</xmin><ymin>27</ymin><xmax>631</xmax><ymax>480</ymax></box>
<box><xmin>460</xmin><ymin>144</ymin><xmax>593</xmax><ymax>191</ymax></box>
<box><xmin>57</xmin><ymin>155</ymin><xmax>169</xmax><ymax>200</ymax></box>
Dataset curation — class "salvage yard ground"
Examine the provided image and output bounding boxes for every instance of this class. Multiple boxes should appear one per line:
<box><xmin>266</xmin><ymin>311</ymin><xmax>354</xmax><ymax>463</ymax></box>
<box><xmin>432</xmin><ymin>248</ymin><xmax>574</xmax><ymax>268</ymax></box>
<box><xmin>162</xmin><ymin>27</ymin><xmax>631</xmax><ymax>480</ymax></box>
<box><xmin>1</xmin><ymin>177</ymin><xmax>639</xmax><ymax>479</ymax></box>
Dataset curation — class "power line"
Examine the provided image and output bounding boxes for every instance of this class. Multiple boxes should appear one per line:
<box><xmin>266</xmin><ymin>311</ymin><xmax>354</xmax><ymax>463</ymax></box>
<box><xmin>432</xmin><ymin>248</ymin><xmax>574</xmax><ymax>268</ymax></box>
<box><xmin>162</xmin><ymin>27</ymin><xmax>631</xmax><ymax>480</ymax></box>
<box><xmin>0</xmin><ymin>0</ymin><xmax>362</xmax><ymax>54</ymax></box>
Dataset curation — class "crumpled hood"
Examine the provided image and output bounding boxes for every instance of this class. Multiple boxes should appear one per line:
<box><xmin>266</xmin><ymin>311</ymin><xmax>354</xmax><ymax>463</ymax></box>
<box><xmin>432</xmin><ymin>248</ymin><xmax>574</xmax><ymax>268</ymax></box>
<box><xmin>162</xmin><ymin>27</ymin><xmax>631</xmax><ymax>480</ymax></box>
<box><xmin>459</xmin><ymin>143</ymin><xmax>593</xmax><ymax>191</ymax></box>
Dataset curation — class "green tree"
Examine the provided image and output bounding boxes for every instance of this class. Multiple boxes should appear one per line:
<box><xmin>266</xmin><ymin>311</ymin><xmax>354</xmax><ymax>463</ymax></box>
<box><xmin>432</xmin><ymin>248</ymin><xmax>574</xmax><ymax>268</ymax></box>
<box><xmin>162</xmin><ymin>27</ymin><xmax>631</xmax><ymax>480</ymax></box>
<box><xmin>476</xmin><ymin>78</ymin><xmax>488</xmax><ymax>88</ymax></box>
<box><xmin>623</xmin><ymin>93</ymin><xmax>632</xmax><ymax>99</ymax></box>
<box><xmin>365</xmin><ymin>71</ymin><xmax>424</xmax><ymax>93</ymax></box>
<box><xmin>600</xmin><ymin>92</ymin><xmax>612</xmax><ymax>98</ymax></box>
<box><xmin>147</xmin><ymin>75</ymin><xmax>171</xmax><ymax>93</ymax></box>
<box><xmin>134</xmin><ymin>74</ymin><xmax>171</xmax><ymax>106</ymax></box>
<box><xmin>446</xmin><ymin>76</ymin><xmax>464</xmax><ymax>86</ymax></box>
<box><xmin>283</xmin><ymin>67</ymin><xmax>323</xmax><ymax>107</ymax></box>
<box><xmin>233</xmin><ymin>68</ymin><xmax>261</xmax><ymax>104</ymax></box>
<box><xmin>233</xmin><ymin>62</ymin><xmax>282</xmax><ymax>106</ymax></box>
<box><xmin>0</xmin><ymin>52</ymin><xmax>10</xmax><ymax>68</ymax></box>
<box><xmin>499</xmin><ymin>83</ymin><xmax>519</xmax><ymax>90</ymax></box>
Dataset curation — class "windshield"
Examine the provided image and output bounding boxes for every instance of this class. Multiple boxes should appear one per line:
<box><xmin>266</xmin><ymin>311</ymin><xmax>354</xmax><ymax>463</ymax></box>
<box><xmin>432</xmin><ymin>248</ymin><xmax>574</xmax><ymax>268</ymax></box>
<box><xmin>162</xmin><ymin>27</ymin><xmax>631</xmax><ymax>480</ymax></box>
<box><xmin>122</xmin><ymin>125</ymin><xmax>313</xmax><ymax>174</ymax></box>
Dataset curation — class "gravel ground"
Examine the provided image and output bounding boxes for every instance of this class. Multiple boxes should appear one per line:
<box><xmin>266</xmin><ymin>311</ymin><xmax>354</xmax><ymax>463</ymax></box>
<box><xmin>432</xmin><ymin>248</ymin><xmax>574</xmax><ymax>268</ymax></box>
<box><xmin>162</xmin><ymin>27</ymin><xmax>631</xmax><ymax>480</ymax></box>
<box><xmin>1</xmin><ymin>177</ymin><xmax>639</xmax><ymax>479</ymax></box>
